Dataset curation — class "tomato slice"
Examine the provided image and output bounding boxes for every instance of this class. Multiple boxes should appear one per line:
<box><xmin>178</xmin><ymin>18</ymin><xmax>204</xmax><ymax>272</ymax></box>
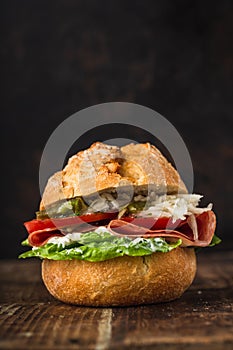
<box><xmin>24</xmin><ymin>212</ymin><xmax>118</xmax><ymax>234</ymax></box>
<box><xmin>24</xmin><ymin>213</ymin><xmax>185</xmax><ymax>236</ymax></box>
<box><xmin>121</xmin><ymin>216</ymin><xmax>183</xmax><ymax>230</ymax></box>
<box><xmin>24</xmin><ymin>219</ymin><xmax>55</xmax><ymax>234</ymax></box>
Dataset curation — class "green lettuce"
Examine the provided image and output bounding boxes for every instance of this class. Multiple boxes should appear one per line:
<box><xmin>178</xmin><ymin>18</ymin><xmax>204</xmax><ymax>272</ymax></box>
<box><xmin>19</xmin><ymin>231</ymin><xmax>182</xmax><ymax>262</ymax></box>
<box><xmin>208</xmin><ymin>234</ymin><xmax>221</xmax><ymax>247</ymax></box>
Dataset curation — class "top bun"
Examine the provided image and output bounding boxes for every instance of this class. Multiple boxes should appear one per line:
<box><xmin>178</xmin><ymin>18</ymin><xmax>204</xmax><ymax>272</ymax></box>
<box><xmin>40</xmin><ymin>142</ymin><xmax>187</xmax><ymax>209</ymax></box>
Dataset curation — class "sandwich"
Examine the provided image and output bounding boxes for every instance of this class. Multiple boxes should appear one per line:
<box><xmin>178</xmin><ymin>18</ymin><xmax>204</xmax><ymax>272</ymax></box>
<box><xmin>19</xmin><ymin>142</ymin><xmax>220</xmax><ymax>306</ymax></box>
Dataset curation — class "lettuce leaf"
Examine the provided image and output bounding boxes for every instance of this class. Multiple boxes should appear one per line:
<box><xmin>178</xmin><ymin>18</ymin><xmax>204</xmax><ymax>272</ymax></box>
<box><xmin>19</xmin><ymin>231</ymin><xmax>182</xmax><ymax>262</ymax></box>
<box><xmin>208</xmin><ymin>234</ymin><xmax>221</xmax><ymax>247</ymax></box>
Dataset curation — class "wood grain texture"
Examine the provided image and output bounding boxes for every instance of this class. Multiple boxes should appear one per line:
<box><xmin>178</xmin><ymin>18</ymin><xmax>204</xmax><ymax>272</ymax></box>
<box><xmin>0</xmin><ymin>251</ymin><xmax>232</xmax><ymax>350</ymax></box>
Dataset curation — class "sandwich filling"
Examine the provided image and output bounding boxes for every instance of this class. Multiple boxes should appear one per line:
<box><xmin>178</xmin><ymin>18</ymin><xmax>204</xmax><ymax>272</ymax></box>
<box><xmin>20</xmin><ymin>192</ymin><xmax>220</xmax><ymax>261</ymax></box>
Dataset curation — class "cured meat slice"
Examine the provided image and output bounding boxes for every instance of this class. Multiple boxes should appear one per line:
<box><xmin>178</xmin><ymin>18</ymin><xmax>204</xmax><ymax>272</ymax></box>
<box><xmin>28</xmin><ymin>228</ymin><xmax>63</xmax><ymax>247</ymax></box>
<box><xmin>107</xmin><ymin>211</ymin><xmax>216</xmax><ymax>247</ymax></box>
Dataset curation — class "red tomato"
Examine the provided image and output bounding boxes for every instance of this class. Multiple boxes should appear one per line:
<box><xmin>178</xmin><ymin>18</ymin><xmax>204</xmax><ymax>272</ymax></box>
<box><xmin>24</xmin><ymin>219</ymin><xmax>56</xmax><ymax>234</ymax></box>
<box><xmin>121</xmin><ymin>216</ymin><xmax>183</xmax><ymax>230</ymax></box>
<box><xmin>24</xmin><ymin>212</ymin><xmax>118</xmax><ymax>234</ymax></box>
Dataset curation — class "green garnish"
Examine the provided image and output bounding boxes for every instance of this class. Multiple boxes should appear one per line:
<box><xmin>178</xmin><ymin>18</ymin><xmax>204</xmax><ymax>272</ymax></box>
<box><xmin>36</xmin><ymin>196</ymin><xmax>88</xmax><ymax>219</ymax></box>
<box><xmin>19</xmin><ymin>231</ymin><xmax>182</xmax><ymax>262</ymax></box>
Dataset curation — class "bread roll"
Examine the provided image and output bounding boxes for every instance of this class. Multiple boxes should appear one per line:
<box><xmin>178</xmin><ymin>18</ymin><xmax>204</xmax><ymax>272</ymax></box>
<box><xmin>42</xmin><ymin>247</ymin><xmax>196</xmax><ymax>306</ymax></box>
<box><xmin>40</xmin><ymin>142</ymin><xmax>187</xmax><ymax>209</ymax></box>
<box><xmin>40</xmin><ymin>142</ymin><xmax>195</xmax><ymax>306</ymax></box>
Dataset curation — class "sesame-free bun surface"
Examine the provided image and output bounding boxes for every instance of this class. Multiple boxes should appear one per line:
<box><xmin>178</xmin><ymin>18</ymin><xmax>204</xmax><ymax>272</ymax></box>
<box><xmin>42</xmin><ymin>247</ymin><xmax>196</xmax><ymax>306</ymax></box>
<box><xmin>40</xmin><ymin>142</ymin><xmax>187</xmax><ymax>209</ymax></box>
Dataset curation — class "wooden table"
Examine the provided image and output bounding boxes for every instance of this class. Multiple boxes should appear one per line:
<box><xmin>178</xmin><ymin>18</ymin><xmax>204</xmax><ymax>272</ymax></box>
<box><xmin>0</xmin><ymin>251</ymin><xmax>232</xmax><ymax>350</ymax></box>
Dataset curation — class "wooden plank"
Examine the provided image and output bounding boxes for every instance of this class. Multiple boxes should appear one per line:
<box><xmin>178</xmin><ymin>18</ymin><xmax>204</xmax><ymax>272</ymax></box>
<box><xmin>0</xmin><ymin>251</ymin><xmax>232</xmax><ymax>350</ymax></box>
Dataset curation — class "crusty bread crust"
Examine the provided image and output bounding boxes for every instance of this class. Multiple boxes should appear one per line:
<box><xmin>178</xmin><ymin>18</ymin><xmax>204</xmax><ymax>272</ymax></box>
<box><xmin>41</xmin><ymin>247</ymin><xmax>196</xmax><ymax>306</ymax></box>
<box><xmin>40</xmin><ymin>142</ymin><xmax>187</xmax><ymax>209</ymax></box>
<box><xmin>120</xmin><ymin>143</ymin><xmax>187</xmax><ymax>195</ymax></box>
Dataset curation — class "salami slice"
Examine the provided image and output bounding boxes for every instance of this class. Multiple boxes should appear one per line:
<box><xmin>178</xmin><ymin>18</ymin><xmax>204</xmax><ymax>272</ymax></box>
<box><xmin>28</xmin><ymin>228</ymin><xmax>63</xmax><ymax>247</ymax></box>
<box><xmin>27</xmin><ymin>221</ymin><xmax>104</xmax><ymax>246</ymax></box>
<box><xmin>107</xmin><ymin>211</ymin><xmax>216</xmax><ymax>247</ymax></box>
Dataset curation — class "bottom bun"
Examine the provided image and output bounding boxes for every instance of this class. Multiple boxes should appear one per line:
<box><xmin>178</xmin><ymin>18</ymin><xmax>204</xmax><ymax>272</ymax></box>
<box><xmin>42</xmin><ymin>248</ymin><xmax>196</xmax><ymax>306</ymax></box>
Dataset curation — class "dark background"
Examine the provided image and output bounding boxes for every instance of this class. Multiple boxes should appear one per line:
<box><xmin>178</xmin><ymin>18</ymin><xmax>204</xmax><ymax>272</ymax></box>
<box><xmin>2</xmin><ymin>0</ymin><xmax>233</xmax><ymax>258</ymax></box>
